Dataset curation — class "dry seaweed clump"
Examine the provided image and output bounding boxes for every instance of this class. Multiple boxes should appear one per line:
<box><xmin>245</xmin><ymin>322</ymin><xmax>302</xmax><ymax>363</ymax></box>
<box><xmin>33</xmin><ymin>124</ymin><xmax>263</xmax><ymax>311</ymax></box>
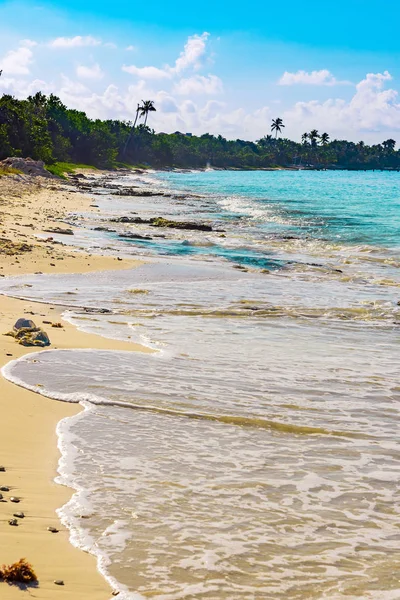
<box><xmin>0</xmin><ymin>558</ymin><xmax>38</xmax><ymax>584</ymax></box>
<box><xmin>0</xmin><ymin>237</ymin><xmax>32</xmax><ymax>255</ymax></box>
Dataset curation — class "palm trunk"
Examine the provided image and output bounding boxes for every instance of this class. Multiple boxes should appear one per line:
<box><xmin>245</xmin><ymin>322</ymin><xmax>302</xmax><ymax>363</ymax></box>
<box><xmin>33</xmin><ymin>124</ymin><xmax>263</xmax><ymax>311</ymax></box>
<box><xmin>144</xmin><ymin>112</ymin><xmax>148</xmax><ymax>126</ymax></box>
<box><xmin>123</xmin><ymin>104</ymin><xmax>140</xmax><ymax>158</ymax></box>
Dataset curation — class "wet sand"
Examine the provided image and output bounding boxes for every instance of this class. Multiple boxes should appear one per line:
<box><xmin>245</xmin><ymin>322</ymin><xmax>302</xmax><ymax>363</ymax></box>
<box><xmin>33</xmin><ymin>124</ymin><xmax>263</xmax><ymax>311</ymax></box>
<box><xmin>0</xmin><ymin>173</ymin><xmax>149</xmax><ymax>598</ymax></box>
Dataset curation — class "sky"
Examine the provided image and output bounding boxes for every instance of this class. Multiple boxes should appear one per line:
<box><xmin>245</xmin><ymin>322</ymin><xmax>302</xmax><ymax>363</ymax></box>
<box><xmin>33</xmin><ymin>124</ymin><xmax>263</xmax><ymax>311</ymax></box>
<box><xmin>1</xmin><ymin>0</ymin><xmax>400</xmax><ymax>142</ymax></box>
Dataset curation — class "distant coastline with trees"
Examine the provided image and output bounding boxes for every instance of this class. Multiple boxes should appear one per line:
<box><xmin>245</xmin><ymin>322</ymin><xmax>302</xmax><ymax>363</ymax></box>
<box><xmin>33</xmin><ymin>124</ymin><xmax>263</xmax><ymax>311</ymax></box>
<box><xmin>1</xmin><ymin>92</ymin><xmax>399</xmax><ymax>172</ymax></box>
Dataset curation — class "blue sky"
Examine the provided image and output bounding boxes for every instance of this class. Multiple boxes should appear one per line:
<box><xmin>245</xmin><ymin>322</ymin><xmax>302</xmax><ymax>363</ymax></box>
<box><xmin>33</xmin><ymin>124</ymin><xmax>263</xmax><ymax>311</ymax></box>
<box><xmin>1</xmin><ymin>0</ymin><xmax>400</xmax><ymax>142</ymax></box>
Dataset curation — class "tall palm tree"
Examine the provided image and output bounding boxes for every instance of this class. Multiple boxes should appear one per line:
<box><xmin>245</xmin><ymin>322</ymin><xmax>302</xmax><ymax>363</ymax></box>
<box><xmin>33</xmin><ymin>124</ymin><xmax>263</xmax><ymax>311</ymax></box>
<box><xmin>123</xmin><ymin>103</ymin><xmax>142</xmax><ymax>157</ymax></box>
<box><xmin>271</xmin><ymin>117</ymin><xmax>285</xmax><ymax>139</ymax></box>
<box><xmin>132</xmin><ymin>103</ymin><xmax>141</xmax><ymax>128</ymax></box>
<box><xmin>139</xmin><ymin>100</ymin><xmax>156</xmax><ymax>127</ymax></box>
<box><xmin>301</xmin><ymin>132</ymin><xmax>309</xmax><ymax>145</ymax></box>
<box><xmin>309</xmin><ymin>129</ymin><xmax>319</xmax><ymax>148</ymax></box>
<box><xmin>320</xmin><ymin>132</ymin><xmax>330</xmax><ymax>145</ymax></box>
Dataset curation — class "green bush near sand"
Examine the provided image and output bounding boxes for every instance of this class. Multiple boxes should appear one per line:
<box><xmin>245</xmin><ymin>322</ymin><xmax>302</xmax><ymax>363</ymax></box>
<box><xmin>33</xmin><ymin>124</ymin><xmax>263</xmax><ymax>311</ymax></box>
<box><xmin>45</xmin><ymin>162</ymin><xmax>98</xmax><ymax>178</ymax></box>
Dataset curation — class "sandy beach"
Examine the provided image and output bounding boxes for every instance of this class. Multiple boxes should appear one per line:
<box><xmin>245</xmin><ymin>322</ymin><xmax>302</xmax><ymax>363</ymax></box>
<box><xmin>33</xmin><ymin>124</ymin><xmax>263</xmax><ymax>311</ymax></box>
<box><xmin>0</xmin><ymin>172</ymin><xmax>149</xmax><ymax>598</ymax></box>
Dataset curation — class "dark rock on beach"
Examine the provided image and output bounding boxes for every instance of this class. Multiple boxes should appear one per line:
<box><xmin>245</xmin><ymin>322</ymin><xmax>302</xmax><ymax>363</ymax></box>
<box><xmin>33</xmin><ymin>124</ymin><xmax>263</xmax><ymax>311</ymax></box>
<box><xmin>5</xmin><ymin>319</ymin><xmax>51</xmax><ymax>347</ymax></box>
<box><xmin>44</xmin><ymin>227</ymin><xmax>74</xmax><ymax>235</ymax></box>
<box><xmin>119</xmin><ymin>233</ymin><xmax>153</xmax><ymax>240</ymax></box>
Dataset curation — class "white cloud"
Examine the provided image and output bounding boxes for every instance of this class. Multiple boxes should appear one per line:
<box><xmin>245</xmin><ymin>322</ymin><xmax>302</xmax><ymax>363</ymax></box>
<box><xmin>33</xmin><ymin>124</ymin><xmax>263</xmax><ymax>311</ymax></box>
<box><xmin>50</xmin><ymin>36</ymin><xmax>101</xmax><ymax>48</ymax></box>
<box><xmin>125</xmin><ymin>45</ymin><xmax>136</xmax><ymax>51</ymax></box>
<box><xmin>282</xmin><ymin>71</ymin><xmax>400</xmax><ymax>139</ymax></box>
<box><xmin>174</xmin><ymin>74</ymin><xmax>223</xmax><ymax>95</ymax></box>
<box><xmin>0</xmin><ymin>76</ymin><xmax>50</xmax><ymax>97</ymax></box>
<box><xmin>60</xmin><ymin>75</ymin><xmax>90</xmax><ymax>96</ymax></box>
<box><xmin>122</xmin><ymin>65</ymin><xmax>170</xmax><ymax>79</ymax></box>
<box><xmin>279</xmin><ymin>69</ymin><xmax>348</xmax><ymax>86</ymax></box>
<box><xmin>157</xmin><ymin>92</ymin><xmax>179</xmax><ymax>113</ymax></box>
<box><xmin>104</xmin><ymin>42</ymin><xmax>117</xmax><ymax>49</ymax></box>
<box><xmin>1</xmin><ymin>47</ymin><xmax>33</xmax><ymax>75</ymax></box>
<box><xmin>76</xmin><ymin>63</ymin><xmax>104</xmax><ymax>80</ymax></box>
<box><xmin>171</xmin><ymin>32</ymin><xmax>209</xmax><ymax>74</ymax></box>
<box><xmin>20</xmin><ymin>39</ymin><xmax>37</xmax><ymax>48</ymax></box>
<box><xmin>123</xmin><ymin>32</ymin><xmax>211</xmax><ymax>81</ymax></box>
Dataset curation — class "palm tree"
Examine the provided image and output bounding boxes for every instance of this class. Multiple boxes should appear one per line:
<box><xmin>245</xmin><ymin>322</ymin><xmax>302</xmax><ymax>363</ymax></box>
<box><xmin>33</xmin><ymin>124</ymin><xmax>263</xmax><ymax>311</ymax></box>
<box><xmin>309</xmin><ymin>129</ymin><xmax>319</xmax><ymax>148</ymax></box>
<box><xmin>301</xmin><ymin>132</ymin><xmax>309</xmax><ymax>145</ymax></box>
<box><xmin>271</xmin><ymin>117</ymin><xmax>285</xmax><ymax>139</ymax></box>
<box><xmin>123</xmin><ymin>103</ymin><xmax>142</xmax><ymax>157</ymax></box>
<box><xmin>132</xmin><ymin>103</ymin><xmax>141</xmax><ymax>128</ymax></box>
<box><xmin>382</xmin><ymin>139</ymin><xmax>396</xmax><ymax>152</ymax></box>
<box><xmin>320</xmin><ymin>132</ymin><xmax>330</xmax><ymax>145</ymax></box>
<box><xmin>139</xmin><ymin>100</ymin><xmax>156</xmax><ymax>127</ymax></box>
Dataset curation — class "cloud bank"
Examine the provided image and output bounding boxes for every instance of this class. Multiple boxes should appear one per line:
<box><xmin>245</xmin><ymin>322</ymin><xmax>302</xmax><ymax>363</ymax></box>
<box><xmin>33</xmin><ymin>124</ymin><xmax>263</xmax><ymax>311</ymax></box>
<box><xmin>1</xmin><ymin>33</ymin><xmax>400</xmax><ymax>143</ymax></box>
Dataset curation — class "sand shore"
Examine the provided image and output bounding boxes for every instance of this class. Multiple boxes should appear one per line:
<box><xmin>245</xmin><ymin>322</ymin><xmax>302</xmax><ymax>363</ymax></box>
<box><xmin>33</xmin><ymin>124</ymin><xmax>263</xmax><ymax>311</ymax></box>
<box><xmin>0</xmin><ymin>173</ymin><xmax>150</xmax><ymax>598</ymax></box>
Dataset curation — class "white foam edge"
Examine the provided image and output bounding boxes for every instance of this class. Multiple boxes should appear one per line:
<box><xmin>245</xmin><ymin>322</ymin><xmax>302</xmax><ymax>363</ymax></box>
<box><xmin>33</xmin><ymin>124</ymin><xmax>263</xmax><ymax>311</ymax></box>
<box><xmin>62</xmin><ymin>310</ymin><xmax>163</xmax><ymax>354</ymax></box>
<box><xmin>1</xmin><ymin>352</ymin><xmax>146</xmax><ymax>600</ymax></box>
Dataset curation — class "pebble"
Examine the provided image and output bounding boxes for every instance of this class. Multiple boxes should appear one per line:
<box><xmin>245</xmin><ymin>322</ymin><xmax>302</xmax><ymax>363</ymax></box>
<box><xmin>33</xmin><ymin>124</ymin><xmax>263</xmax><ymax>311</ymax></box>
<box><xmin>54</xmin><ymin>580</ymin><xmax>64</xmax><ymax>586</ymax></box>
<box><xmin>10</xmin><ymin>497</ymin><xmax>20</xmax><ymax>503</ymax></box>
<box><xmin>13</xmin><ymin>512</ymin><xmax>24</xmax><ymax>519</ymax></box>
<box><xmin>0</xmin><ymin>486</ymin><xmax>10</xmax><ymax>492</ymax></box>
<box><xmin>0</xmin><ymin>466</ymin><xmax>5</xmax><ymax>472</ymax></box>
<box><xmin>8</xmin><ymin>519</ymin><xmax>18</xmax><ymax>526</ymax></box>
<box><xmin>47</xmin><ymin>526</ymin><xmax>59</xmax><ymax>533</ymax></box>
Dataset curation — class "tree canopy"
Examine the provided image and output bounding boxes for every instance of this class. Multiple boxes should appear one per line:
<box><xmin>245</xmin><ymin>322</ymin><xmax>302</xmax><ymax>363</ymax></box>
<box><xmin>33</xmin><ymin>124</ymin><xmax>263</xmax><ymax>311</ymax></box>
<box><xmin>0</xmin><ymin>92</ymin><xmax>399</xmax><ymax>171</ymax></box>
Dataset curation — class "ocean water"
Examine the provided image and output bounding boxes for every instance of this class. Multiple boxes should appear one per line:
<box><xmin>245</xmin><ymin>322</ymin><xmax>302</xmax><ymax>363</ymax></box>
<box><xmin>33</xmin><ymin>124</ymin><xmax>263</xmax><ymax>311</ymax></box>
<box><xmin>2</xmin><ymin>170</ymin><xmax>400</xmax><ymax>599</ymax></box>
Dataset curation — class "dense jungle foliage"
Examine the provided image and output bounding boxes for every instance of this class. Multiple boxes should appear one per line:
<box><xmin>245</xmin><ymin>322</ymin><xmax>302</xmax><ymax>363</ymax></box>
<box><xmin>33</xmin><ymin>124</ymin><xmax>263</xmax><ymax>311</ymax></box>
<box><xmin>0</xmin><ymin>92</ymin><xmax>399</xmax><ymax>170</ymax></box>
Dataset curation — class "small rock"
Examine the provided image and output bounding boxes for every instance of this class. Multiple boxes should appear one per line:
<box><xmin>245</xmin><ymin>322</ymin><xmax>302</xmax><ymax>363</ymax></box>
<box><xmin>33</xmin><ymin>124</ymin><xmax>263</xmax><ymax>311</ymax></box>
<box><xmin>8</xmin><ymin>519</ymin><xmax>18</xmax><ymax>526</ymax></box>
<box><xmin>44</xmin><ymin>227</ymin><xmax>74</xmax><ymax>235</ymax></box>
<box><xmin>47</xmin><ymin>526</ymin><xmax>59</xmax><ymax>533</ymax></box>
<box><xmin>14</xmin><ymin>318</ymin><xmax>36</xmax><ymax>331</ymax></box>
<box><xmin>112</xmin><ymin>592</ymin><xmax>120</xmax><ymax>596</ymax></box>
<box><xmin>0</xmin><ymin>466</ymin><xmax>5</xmax><ymax>472</ymax></box>
<box><xmin>51</xmin><ymin>323</ymin><xmax>63</xmax><ymax>328</ymax></box>
<box><xmin>10</xmin><ymin>497</ymin><xmax>20</xmax><ymax>503</ymax></box>
<box><xmin>13</xmin><ymin>512</ymin><xmax>24</xmax><ymax>519</ymax></box>
<box><xmin>0</xmin><ymin>486</ymin><xmax>10</xmax><ymax>491</ymax></box>
<box><xmin>54</xmin><ymin>580</ymin><xmax>64</xmax><ymax>586</ymax></box>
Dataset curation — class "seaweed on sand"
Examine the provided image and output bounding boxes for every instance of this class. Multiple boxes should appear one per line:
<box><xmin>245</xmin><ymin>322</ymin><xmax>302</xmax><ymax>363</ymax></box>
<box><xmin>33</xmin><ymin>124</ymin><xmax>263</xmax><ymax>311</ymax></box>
<box><xmin>0</xmin><ymin>558</ymin><xmax>38</xmax><ymax>585</ymax></box>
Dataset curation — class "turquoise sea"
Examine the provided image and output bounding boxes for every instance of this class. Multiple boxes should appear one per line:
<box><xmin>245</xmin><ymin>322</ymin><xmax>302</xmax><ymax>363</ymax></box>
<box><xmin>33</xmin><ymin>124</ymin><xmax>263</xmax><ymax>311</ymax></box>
<box><xmin>1</xmin><ymin>169</ymin><xmax>400</xmax><ymax>600</ymax></box>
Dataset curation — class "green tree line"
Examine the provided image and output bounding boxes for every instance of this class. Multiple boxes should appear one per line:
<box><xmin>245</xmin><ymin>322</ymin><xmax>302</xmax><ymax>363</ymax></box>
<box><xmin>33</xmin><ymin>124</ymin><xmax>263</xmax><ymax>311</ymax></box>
<box><xmin>0</xmin><ymin>92</ymin><xmax>399</xmax><ymax>170</ymax></box>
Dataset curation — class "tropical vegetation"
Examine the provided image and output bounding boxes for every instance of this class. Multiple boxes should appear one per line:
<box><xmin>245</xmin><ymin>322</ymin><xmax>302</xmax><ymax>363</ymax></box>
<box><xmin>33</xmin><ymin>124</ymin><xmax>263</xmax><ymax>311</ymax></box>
<box><xmin>1</xmin><ymin>92</ymin><xmax>400</xmax><ymax>171</ymax></box>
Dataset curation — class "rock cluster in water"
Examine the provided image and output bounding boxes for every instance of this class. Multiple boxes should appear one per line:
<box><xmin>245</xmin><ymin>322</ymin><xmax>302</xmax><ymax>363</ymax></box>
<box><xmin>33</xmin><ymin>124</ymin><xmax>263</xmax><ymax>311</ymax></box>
<box><xmin>5</xmin><ymin>318</ymin><xmax>50</xmax><ymax>347</ymax></box>
<box><xmin>112</xmin><ymin>216</ymin><xmax>213</xmax><ymax>231</ymax></box>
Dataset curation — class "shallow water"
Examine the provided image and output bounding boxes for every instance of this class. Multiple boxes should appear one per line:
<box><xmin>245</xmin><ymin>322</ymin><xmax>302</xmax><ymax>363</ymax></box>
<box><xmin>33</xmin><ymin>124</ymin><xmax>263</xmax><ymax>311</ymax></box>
<box><xmin>2</xmin><ymin>170</ymin><xmax>400</xmax><ymax>599</ymax></box>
